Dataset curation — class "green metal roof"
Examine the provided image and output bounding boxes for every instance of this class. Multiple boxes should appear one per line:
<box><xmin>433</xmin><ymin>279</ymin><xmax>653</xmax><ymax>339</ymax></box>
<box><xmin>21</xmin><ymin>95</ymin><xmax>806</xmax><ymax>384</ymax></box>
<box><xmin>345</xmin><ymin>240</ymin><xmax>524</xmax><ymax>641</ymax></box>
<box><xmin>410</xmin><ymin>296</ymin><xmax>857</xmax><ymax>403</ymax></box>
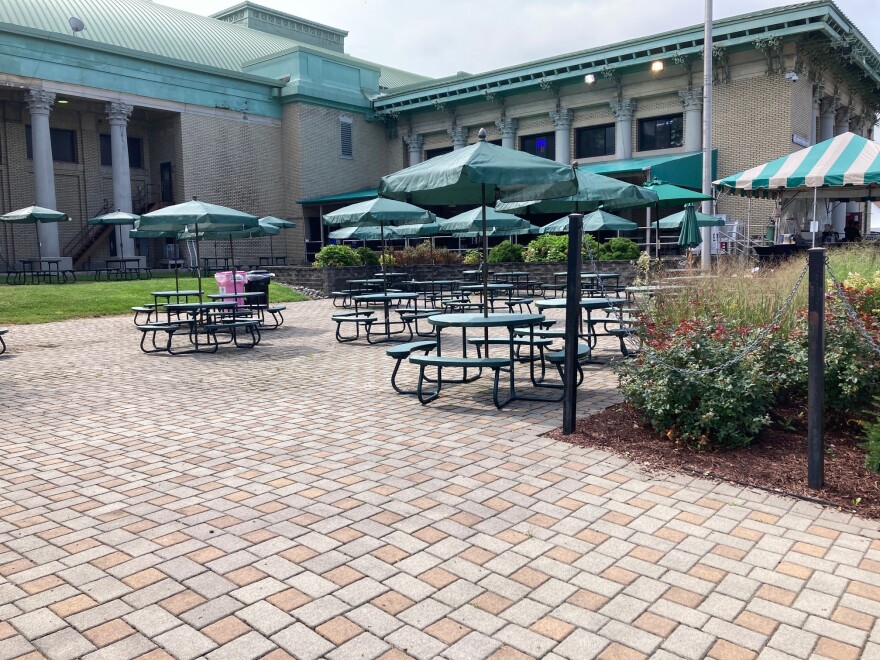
<box><xmin>577</xmin><ymin>151</ymin><xmax>717</xmax><ymax>190</ymax></box>
<box><xmin>0</xmin><ymin>0</ymin><xmax>429</xmax><ymax>90</ymax></box>
<box><xmin>373</xmin><ymin>0</ymin><xmax>880</xmax><ymax>112</ymax></box>
<box><xmin>297</xmin><ymin>188</ymin><xmax>378</xmax><ymax>205</ymax></box>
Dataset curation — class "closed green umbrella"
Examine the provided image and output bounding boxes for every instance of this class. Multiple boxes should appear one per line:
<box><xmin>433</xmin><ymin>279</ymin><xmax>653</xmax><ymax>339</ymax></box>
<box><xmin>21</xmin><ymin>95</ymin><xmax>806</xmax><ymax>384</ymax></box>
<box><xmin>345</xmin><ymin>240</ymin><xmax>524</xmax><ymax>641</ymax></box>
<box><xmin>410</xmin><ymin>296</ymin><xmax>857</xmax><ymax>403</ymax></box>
<box><xmin>140</xmin><ymin>199</ymin><xmax>259</xmax><ymax>298</ymax></box>
<box><xmin>678</xmin><ymin>205</ymin><xmax>702</xmax><ymax>271</ymax></box>
<box><xmin>89</xmin><ymin>210</ymin><xmax>141</xmax><ymax>261</ymax></box>
<box><xmin>379</xmin><ymin>128</ymin><xmax>577</xmax><ymax>316</ymax></box>
<box><xmin>496</xmin><ymin>168</ymin><xmax>658</xmax><ymax>215</ymax></box>
<box><xmin>0</xmin><ymin>205</ymin><xmax>70</xmax><ymax>261</ymax></box>
<box><xmin>323</xmin><ymin>198</ymin><xmax>434</xmax><ymax>293</ymax></box>
<box><xmin>642</xmin><ymin>179</ymin><xmax>714</xmax><ymax>257</ymax></box>
<box><xmin>540</xmin><ymin>209</ymin><xmax>638</xmax><ymax>233</ymax></box>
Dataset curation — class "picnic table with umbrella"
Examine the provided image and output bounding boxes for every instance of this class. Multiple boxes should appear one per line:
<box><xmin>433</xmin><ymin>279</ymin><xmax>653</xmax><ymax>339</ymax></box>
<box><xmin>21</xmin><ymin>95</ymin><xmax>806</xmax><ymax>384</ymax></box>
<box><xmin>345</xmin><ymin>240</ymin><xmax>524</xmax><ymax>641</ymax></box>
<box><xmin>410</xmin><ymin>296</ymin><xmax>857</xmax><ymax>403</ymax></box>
<box><xmin>0</xmin><ymin>205</ymin><xmax>72</xmax><ymax>284</ymax></box>
<box><xmin>257</xmin><ymin>216</ymin><xmax>295</xmax><ymax>266</ymax></box>
<box><xmin>89</xmin><ymin>210</ymin><xmax>147</xmax><ymax>280</ymax></box>
<box><xmin>642</xmin><ymin>179</ymin><xmax>714</xmax><ymax>257</ymax></box>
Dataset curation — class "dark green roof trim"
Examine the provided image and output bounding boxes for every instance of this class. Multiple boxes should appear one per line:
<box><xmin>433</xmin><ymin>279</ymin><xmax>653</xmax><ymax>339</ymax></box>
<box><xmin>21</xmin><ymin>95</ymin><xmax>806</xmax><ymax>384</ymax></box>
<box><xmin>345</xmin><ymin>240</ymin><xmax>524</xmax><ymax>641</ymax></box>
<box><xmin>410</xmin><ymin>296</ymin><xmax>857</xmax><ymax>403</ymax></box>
<box><xmin>372</xmin><ymin>1</ymin><xmax>880</xmax><ymax>113</ymax></box>
<box><xmin>297</xmin><ymin>188</ymin><xmax>378</xmax><ymax>205</ymax></box>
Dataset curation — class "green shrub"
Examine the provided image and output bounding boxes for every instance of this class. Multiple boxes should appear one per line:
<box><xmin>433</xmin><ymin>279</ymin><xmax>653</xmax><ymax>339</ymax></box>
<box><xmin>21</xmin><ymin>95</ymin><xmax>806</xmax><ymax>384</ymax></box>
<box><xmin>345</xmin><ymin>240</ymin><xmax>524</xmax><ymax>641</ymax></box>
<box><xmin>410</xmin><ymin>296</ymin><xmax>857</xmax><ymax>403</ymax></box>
<box><xmin>389</xmin><ymin>241</ymin><xmax>462</xmax><ymax>265</ymax></box>
<box><xmin>597</xmin><ymin>237</ymin><xmax>641</xmax><ymax>261</ymax></box>
<box><xmin>863</xmin><ymin>404</ymin><xmax>880</xmax><ymax>472</ymax></box>
<box><xmin>524</xmin><ymin>234</ymin><xmax>568</xmax><ymax>262</ymax></box>
<box><xmin>463</xmin><ymin>249</ymin><xmax>482</xmax><ymax>265</ymax></box>
<box><xmin>378</xmin><ymin>250</ymin><xmax>395</xmax><ymax>266</ymax></box>
<box><xmin>314</xmin><ymin>244</ymin><xmax>361</xmax><ymax>267</ymax></box>
<box><xmin>488</xmin><ymin>240</ymin><xmax>525</xmax><ymax>263</ymax></box>
<box><xmin>615</xmin><ymin>315</ymin><xmax>775</xmax><ymax>449</ymax></box>
<box><xmin>353</xmin><ymin>247</ymin><xmax>379</xmax><ymax>266</ymax></box>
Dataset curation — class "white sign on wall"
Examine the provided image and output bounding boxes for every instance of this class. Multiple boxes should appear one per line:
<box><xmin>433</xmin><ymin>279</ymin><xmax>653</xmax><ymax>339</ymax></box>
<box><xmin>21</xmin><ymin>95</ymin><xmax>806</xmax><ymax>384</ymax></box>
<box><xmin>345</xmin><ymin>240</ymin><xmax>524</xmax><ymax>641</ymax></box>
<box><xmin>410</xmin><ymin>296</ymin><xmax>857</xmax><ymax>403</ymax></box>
<box><xmin>792</xmin><ymin>134</ymin><xmax>811</xmax><ymax>148</ymax></box>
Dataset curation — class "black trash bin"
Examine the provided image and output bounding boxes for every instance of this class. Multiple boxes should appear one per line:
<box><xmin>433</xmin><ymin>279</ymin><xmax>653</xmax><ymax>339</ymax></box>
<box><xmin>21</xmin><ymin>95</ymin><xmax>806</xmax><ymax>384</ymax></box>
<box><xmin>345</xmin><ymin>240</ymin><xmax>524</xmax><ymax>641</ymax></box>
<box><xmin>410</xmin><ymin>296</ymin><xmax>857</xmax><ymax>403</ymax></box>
<box><xmin>245</xmin><ymin>270</ymin><xmax>273</xmax><ymax>306</ymax></box>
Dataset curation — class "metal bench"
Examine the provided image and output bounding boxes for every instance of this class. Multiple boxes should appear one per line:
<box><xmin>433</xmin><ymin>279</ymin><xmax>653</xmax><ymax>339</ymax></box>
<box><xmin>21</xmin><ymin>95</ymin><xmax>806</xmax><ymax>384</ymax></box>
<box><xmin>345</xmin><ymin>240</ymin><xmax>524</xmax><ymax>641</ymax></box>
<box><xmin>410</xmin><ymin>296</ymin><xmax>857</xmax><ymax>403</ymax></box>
<box><xmin>386</xmin><ymin>340</ymin><xmax>437</xmax><ymax>394</ymax></box>
<box><xmin>408</xmin><ymin>354</ymin><xmax>512</xmax><ymax>407</ymax></box>
<box><xmin>0</xmin><ymin>328</ymin><xmax>7</xmax><ymax>355</ymax></box>
<box><xmin>331</xmin><ymin>311</ymin><xmax>375</xmax><ymax>342</ymax></box>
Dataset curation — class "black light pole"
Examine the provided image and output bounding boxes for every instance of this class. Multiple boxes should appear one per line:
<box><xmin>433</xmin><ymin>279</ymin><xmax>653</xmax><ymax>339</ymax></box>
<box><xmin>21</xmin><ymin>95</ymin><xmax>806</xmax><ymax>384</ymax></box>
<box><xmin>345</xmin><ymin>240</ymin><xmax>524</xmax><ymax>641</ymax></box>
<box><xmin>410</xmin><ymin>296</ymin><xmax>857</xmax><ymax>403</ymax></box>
<box><xmin>807</xmin><ymin>247</ymin><xmax>825</xmax><ymax>489</ymax></box>
<box><xmin>563</xmin><ymin>213</ymin><xmax>584</xmax><ymax>435</ymax></box>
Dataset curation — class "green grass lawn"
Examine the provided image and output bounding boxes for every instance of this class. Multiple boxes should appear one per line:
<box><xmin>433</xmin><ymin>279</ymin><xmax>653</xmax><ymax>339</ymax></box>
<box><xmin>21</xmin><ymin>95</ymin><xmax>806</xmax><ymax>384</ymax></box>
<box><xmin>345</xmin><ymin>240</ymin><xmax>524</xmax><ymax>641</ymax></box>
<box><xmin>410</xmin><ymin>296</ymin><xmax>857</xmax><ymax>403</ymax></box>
<box><xmin>0</xmin><ymin>274</ymin><xmax>308</xmax><ymax>325</ymax></box>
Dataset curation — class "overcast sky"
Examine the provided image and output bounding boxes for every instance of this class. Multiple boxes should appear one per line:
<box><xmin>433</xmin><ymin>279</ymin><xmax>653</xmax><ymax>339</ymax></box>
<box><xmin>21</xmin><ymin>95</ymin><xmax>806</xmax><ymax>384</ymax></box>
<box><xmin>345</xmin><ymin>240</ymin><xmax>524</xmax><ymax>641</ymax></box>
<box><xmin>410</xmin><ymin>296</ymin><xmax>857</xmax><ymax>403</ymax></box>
<box><xmin>158</xmin><ymin>0</ymin><xmax>879</xmax><ymax>78</ymax></box>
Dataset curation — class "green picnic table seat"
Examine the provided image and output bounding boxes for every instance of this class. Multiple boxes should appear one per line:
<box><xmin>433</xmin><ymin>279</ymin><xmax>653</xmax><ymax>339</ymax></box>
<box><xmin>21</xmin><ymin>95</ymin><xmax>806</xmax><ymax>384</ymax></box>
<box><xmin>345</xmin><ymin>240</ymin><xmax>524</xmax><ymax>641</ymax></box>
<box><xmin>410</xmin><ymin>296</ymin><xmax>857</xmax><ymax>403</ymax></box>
<box><xmin>332</xmin><ymin>310</ymin><xmax>375</xmax><ymax>342</ymax></box>
<box><xmin>386</xmin><ymin>340</ymin><xmax>437</xmax><ymax>394</ymax></box>
<box><xmin>0</xmin><ymin>327</ymin><xmax>7</xmax><ymax>355</ymax></box>
<box><xmin>409</xmin><ymin>354</ymin><xmax>512</xmax><ymax>407</ymax></box>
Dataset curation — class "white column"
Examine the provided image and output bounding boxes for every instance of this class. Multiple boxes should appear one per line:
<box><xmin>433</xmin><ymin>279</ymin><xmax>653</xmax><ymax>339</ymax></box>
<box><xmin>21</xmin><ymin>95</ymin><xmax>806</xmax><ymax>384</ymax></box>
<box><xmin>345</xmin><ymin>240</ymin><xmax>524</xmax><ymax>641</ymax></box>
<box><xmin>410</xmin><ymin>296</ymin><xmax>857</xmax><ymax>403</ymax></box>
<box><xmin>495</xmin><ymin>117</ymin><xmax>518</xmax><ymax>149</ymax></box>
<box><xmin>550</xmin><ymin>109</ymin><xmax>573</xmax><ymax>164</ymax></box>
<box><xmin>678</xmin><ymin>87</ymin><xmax>703</xmax><ymax>152</ymax></box>
<box><xmin>448</xmin><ymin>126</ymin><xmax>468</xmax><ymax>150</ymax></box>
<box><xmin>832</xmin><ymin>106</ymin><xmax>851</xmax><ymax>235</ymax></box>
<box><xmin>26</xmin><ymin>89</ymin><xmax>60</xmax><ymax>258</ymax></box>
<box><xmin>818</xmin><ymin>96</ymin><xmax>836</xmax><ymax>142</ymax></box>
<box><xmin>107</xmin><ymin>101</ymin><xmax>135</xmax><ymax>259</ymax></box>
<box><xmin>404</xmin><ymin>133</ymin><xmax>423</xmax><ymax>166</ymax></box>
<box><xmin>610</xmin><ymin>98</ymin><xmax>636</xmax><ymax>159</ymax></box>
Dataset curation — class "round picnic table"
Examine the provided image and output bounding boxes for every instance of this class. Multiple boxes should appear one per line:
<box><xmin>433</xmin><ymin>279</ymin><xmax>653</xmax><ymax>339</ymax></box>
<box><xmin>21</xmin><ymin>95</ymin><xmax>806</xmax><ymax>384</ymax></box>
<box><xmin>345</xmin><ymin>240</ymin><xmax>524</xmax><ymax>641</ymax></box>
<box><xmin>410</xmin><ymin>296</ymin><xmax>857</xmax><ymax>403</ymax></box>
<box><xmin>536</xmin><ymin>297</ymin><xmax>626</xmax><ymax>352</ymax></box>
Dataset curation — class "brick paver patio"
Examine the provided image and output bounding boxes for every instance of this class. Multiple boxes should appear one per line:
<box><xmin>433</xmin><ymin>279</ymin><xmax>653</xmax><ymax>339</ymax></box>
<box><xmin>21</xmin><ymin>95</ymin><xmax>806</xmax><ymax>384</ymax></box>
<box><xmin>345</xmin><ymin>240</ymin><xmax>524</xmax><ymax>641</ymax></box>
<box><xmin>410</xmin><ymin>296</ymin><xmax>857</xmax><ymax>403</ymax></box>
<box><xmin>1</xmin><ymin>298</ymin><xmax>879</xmax><ymax>660</ymax></box>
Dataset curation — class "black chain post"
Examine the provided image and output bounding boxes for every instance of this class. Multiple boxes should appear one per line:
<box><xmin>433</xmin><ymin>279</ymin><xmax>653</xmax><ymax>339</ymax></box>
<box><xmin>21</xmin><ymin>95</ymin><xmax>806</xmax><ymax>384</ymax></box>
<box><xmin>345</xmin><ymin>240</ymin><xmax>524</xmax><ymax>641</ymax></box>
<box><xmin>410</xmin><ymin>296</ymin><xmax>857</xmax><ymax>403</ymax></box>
<box><xmin>808</xmin><ymin>247</ymin><xmax>825</xmax><ymax>490</ymax></box>
<box><xmin>562</xmin><ymin>213</ymin><xmax>583</xmax><ymax>435</ymax></box>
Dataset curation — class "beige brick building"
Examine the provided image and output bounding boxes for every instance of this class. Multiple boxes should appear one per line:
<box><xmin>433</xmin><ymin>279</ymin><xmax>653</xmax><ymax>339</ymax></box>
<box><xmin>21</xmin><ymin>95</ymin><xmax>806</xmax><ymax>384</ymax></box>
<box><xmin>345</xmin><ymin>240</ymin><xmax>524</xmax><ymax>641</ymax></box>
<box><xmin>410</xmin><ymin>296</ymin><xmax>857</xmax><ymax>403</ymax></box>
<box><xmin>0</xmin><ymin>0</ymin><xmax>877</xmax><ymax>268</ymax></box>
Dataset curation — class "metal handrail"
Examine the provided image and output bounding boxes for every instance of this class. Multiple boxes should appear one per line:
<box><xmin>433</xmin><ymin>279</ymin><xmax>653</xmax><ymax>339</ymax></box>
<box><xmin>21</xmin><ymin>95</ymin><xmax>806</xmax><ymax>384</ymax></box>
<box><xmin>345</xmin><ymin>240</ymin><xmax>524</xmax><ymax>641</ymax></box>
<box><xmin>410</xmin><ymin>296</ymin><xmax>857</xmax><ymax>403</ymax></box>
<box><xmin>62</xmin><ymin>198</ymin><xmax>111</xmax><ymax>256</ymax></box>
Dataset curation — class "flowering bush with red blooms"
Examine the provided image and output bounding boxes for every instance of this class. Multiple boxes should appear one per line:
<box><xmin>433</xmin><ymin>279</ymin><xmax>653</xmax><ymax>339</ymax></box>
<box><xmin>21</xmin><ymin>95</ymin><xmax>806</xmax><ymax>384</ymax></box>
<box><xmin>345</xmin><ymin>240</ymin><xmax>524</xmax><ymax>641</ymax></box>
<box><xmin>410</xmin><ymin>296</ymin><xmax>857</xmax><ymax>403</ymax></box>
<box><xmin>616</xmin><ymin>312</ymin><xmax>778</xmax><ymax>450</ymax></box>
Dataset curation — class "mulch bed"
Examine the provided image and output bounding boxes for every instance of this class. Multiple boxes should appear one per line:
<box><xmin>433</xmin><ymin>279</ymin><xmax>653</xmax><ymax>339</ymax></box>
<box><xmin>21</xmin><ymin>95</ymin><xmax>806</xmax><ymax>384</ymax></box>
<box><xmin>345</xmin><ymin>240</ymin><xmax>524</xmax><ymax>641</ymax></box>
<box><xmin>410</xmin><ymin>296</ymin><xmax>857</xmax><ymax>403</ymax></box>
<box><xmin>550</xmin><ymin>403</ymin><xmax>880</xmax><ymax>520</ymax></box>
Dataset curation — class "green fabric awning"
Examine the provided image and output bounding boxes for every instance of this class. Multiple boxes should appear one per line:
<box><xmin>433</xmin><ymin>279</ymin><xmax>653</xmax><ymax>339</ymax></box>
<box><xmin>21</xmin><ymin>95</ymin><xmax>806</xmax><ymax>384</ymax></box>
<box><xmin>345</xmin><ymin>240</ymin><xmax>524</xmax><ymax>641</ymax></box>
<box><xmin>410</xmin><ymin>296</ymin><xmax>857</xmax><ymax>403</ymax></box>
<box><xmin>297</xmin><ymin>188</ymin><xmax>378</xmax><ymax>205</ymax></box>
<box><xmin>576</xmin><ymin>150</ymin><xmax>717</xmax><ymax>190</ymax></box>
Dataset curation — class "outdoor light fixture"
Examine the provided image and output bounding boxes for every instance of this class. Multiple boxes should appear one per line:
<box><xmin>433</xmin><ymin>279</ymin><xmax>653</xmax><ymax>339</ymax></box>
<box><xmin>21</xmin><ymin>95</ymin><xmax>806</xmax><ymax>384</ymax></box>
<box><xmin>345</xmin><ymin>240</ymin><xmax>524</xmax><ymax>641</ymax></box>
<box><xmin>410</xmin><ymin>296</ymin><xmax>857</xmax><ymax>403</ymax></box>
<box><xmin>651</xmin><ymin>60</ymin><xmax>664</xmax><ymax>73</ymax></box>
<box><xmin>584</xmin><ymin>73</ymin><xmax>596</xmax><ymax>85</ymax></box>
<box><xmin>56</xmin><ymin>98</ymin><xmax>69</xmax><ymax>104</ymax></box>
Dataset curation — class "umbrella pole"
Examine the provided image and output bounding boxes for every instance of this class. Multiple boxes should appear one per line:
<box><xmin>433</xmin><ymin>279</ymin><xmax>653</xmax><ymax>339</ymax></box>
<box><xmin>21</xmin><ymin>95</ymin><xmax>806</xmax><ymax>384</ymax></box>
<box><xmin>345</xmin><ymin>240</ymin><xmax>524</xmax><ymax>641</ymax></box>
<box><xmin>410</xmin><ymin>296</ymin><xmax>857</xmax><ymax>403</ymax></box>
<box><xmin>35</xmin><ymin>223</ymin><xmax>42</xmax><ymax>262</ymax></box>
<box><xmin>481</xmin><ymin>184</ymin><xmax>489</xmax><ymax>318</ymax></box>
<box><xmin>380</xmin><ymin>222</ymin><xmax>388</xmax><ymax>295</ymax></box>
<box><xmin>195</xmin><ymin>222</ymin><xmax>203</xmax><ymax>302</ymax></box>
<box><xmin>269</xmin><ymin>235</ymin><xmax>274</xmax><ymax>262</ymax></box>
<box><xmin>811</xmin><ymin>187</ymin><xmax>818</xmax><ymax>248</ymax></box>
<box><xmin>655</xmin><ymin>204</ymin><xmax>660</xmax><ymax>260</ymax></box>
<box><xmin>174</xmin><ymin>239</ymin><xmax>180</xmax><ymax>291</ymax></box>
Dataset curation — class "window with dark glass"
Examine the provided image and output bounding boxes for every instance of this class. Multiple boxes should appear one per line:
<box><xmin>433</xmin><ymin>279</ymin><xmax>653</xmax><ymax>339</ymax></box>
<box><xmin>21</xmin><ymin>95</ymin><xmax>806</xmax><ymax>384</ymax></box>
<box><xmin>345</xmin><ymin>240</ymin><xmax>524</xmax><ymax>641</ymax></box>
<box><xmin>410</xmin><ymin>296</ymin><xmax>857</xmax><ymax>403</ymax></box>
<box><xmin>575</xmin><ymin>124</ymin><xmax>615</xmax><ymax>158</ymax></box>
<box><xmin>520</xmin><ymin>133</ymin><xmax>555</xmax><ymax>160</ymax></box>
<box><xmin>426</xmin><ymin>146</ymin><xmax>453</xmax><ymax>160</ymax></box>
<box><xmin>25</xmin><ymin>126</ymin><xmax>77</xmax><ymax>163</ymax></box>
<box><xmin>638</xmin><ymin>114</ymin><xmax>683</xmax><ymax>151</ymax></box>
<box><xmin>99</xmin><ymin>135</ymin><xmax>143</xmax><ymax>168</ymax></box>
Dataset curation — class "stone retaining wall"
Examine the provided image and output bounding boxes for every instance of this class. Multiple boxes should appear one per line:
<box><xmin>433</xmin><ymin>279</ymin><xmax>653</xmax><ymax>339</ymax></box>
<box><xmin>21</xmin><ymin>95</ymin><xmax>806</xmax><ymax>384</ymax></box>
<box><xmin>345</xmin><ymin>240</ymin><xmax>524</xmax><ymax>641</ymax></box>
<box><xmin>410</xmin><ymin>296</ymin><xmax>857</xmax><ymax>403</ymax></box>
<box><xmin>273</xmin><ymin>260</ymin><xmax>639</xmax><ymax>295</ymax></box>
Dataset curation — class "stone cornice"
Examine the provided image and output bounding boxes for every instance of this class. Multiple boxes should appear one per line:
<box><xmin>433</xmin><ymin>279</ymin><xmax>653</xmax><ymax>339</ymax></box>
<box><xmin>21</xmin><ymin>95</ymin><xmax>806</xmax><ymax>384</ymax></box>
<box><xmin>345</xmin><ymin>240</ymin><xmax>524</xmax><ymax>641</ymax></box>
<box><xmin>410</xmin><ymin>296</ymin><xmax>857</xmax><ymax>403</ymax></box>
<box><xmin>495</xmin><ymin>117</ymin><xmax>518</xmax><ymax>137</ymax></box>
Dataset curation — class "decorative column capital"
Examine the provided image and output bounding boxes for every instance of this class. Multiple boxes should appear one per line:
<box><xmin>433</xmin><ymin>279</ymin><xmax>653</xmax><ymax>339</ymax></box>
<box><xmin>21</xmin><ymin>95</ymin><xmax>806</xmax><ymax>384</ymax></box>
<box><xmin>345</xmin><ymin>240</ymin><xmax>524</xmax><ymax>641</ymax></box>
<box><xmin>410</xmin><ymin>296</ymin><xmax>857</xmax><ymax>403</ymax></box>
<box><xmin>495</xmin><ymin>117</ymin><xmax>518</xmax><ymax>138</ymax></box>
<box><xmin>549</xmin><ymin>108</ymin><xmax>573</xmax><ymax>130</ymax></box>
<box><xmin>26</xmin><ymin>89</ymin><xmax>56</xmax><ymax>116</ymax></box>
<box><xmin>447</xmin><ymin>125</ymin><xmax>468</xmax><ymax>145</ymax></box>
<box><xmin>403</xmin><ymin>133</ymin><xmax>423</xmax><ymax>151</ymax></box>
<box><xmin>835</xmin><ymin>105</ymin><xmax>852</xmax><ymax>128</ymax></box>
<box><xmin>106</xmin><ymin>101</ymin><xmax>134</xmax><ymax>125</ymax></box>
<box><xmin>610</xmin><ymin>98</ymin><xmax>636</xmax><ymax>121</ymax></box>
<box><xmin>819</xmin><ymin>95</ymin><xmax>838</xmax><ymax>117</ymax></box>
<box><xmin>678</xmin><ymin>87</ymin><xmax>703</xmax><ymax>111</ymax></box>
<box><xmin>812</xmin><ymin>83</ymin><xmax>824</xmax><ymax>105</ymax></box>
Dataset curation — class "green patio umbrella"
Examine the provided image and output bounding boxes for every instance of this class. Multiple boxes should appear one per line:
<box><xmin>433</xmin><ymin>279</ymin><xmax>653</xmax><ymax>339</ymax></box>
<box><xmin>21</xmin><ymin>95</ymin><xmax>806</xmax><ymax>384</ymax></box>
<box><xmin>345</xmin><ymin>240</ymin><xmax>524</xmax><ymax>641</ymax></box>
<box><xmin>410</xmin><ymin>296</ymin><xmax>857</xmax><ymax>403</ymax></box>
<box><xmin>329</xmin><ymin>225</ymin><xmax>400</xmax><ymax>241</ymax></box>
<box><xmin>0</xmin><ymin>205</ymin><xmax>70</xmax><ymax>261</ymax></box>
<box><xmin>496</xmin><ymin>168</ymin><xmax>658</xmax><ymax>215</ymax></box>
<box><xmin>655</xmin><ymin>208</ymin><xmax>726</xmax><ymax>229</ymax></box>
<box><xmin>390</xmin><ymin>222</ymin><xmax>442</xmax><ymax>238</ymax></box>
<box><xmin>379</xmin><ymin>128</ymin><xmax>577</xmax><ymax>316</ymax></box>
<box><xmin>259</xmin><ymin>216</ymin><xmax>296</xmax><ymax>263</ymax></box>
<box><xmin>89</xmin><ymin>210</ymin><xmax>140</xmax><ymax>261</ymax></box>
<box><xmin>540</xmin><ymin>209</ymin><xmax>638</xmax><ymax>233</ymax></box>
<box><xmin>642</xmin><ymin>179</ymin><xmax>714</xmax><ymax>257</ymax></box>
<box><xmin>439</xmin><ymin>206</ymin><xmax>529</xmax><ymax>233</ymax></box>
<box><xmin>323</xmin><ymin>198</ymin><xmax>435</xmax><ymax>293</ymax></box>
<box><xmin>678</xmin><ymin>205</ymin><xmax>703</xmax><ymax>271</ymax></box>
<box><xmin>140</xmin><ymin>198</ymin><xmax>259</xmax><ymax>298</ymax></box>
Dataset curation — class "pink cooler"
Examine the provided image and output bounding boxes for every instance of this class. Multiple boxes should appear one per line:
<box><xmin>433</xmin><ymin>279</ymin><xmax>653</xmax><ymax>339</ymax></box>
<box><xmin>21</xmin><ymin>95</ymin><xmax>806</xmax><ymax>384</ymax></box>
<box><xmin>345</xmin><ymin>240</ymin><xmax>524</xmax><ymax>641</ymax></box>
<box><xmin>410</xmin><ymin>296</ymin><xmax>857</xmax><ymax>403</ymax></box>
<box><xmin>214</xmin><ymin>271</ymin><xmax>247</xmax><ymax>306</ymax></box>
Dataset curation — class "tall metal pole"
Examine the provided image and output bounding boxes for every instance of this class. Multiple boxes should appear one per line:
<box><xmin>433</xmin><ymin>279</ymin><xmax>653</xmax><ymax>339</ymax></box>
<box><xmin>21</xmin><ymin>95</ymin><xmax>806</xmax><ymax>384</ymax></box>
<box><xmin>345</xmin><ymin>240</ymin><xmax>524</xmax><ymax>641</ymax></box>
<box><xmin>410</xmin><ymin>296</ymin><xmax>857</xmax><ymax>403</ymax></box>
<box><xmin>807</xmin><ymin>247</ymin><xmax>825</xmax><ymax>489</ymax></box>
<box><xmin>700</xmin><ymin>0</ymin><xmax>714</xmax><ymax>271</ymax></box>
<box><xmin>562</xmin><ymin>213</ymin><xmax>583</xmax><ymax>435</ymax></box>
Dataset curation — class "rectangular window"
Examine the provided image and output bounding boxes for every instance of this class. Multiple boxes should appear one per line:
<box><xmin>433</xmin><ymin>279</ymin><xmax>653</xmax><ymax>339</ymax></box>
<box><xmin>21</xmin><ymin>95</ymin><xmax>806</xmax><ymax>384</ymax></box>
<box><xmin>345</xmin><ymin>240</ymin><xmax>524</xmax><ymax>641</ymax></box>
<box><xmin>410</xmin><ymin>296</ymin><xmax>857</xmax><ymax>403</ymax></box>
<box><xmin>340</xmin><ymin>117</ymin><xmax>353</xmax><ymax>159</ymax></box>
<box><xmin>638</xmin><ymin>114</ymin><xmax>683</xmax><ymax>151</ymax></box>
<box><xmin>99</xmin><ymin>135</ymin><xmax>144</xmax><ymax>168</ymax></box>
<box><xmin>520</xmin><ymin>133</ymin><xmax>555</xmax><ymax>160</ymax></box>
<box><xmin>575</xmin><ymin>124</ymin><xmax>615</xmax><ymax>158</ymax></box>
<box><xmin>25</xmin><ymin>126</ymin><xmax>77</xmax><ymax>163</ymax></box>
<box><xmin>425</xmin><ymin>146</ymin><xmax>453</xmax><ymax>160</ymax></box>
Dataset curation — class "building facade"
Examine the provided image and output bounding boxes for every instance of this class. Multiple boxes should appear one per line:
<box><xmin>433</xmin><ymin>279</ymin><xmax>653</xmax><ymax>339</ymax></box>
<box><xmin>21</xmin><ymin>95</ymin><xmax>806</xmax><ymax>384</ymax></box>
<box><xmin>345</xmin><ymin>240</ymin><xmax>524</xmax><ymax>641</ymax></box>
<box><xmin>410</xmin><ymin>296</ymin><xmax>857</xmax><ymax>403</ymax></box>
<box><xmin>0</xmin><ymin>0</ymin><xmax>878</xmax><ymax>268</ymax></box>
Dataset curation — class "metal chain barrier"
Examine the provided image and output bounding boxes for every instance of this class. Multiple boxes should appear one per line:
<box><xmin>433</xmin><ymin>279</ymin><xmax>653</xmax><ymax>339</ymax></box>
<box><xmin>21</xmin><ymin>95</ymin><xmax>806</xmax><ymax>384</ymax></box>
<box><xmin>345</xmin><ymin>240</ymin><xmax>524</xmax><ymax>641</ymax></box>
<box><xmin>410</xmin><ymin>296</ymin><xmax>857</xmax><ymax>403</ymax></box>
<box><xmin>825</xmin><ymin>257</ymin><xmax>880</xmax><ymax>357</ymax></box>
<box><xmin>581</xmin><ymin>237</ymin><xmax>809</xmax><ymax>376</ymax></box>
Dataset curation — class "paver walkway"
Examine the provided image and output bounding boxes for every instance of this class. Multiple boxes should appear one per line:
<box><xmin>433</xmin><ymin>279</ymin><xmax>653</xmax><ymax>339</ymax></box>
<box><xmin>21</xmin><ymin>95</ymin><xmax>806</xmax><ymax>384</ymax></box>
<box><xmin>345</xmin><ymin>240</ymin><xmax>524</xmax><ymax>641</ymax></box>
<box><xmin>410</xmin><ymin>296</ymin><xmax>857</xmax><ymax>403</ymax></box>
<box><xmin>1</xmin><ymin>298</ymin><xmax>879</xmax><ymax>660</ymax></box>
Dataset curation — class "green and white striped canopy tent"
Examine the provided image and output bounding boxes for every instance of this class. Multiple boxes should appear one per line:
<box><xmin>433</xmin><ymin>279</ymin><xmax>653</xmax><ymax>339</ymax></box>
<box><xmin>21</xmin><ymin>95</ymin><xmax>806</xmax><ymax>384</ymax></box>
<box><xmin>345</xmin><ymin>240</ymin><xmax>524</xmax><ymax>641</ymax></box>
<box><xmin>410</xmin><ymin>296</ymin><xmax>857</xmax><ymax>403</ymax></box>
<box><xmin>714</xmin><ymin>133</ymin><xmax>880</xmax><ymax>199</ymax></box>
